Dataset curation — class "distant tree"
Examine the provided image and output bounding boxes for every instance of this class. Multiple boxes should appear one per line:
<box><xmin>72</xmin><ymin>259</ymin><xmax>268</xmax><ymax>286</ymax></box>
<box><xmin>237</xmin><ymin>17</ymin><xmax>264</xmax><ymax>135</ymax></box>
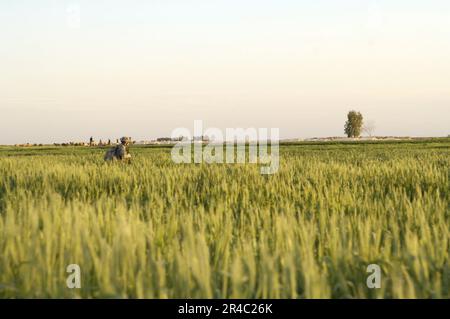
<box><xmin>363</xmin><ymin>120</ymin><xmax>376</xmax><ymax>137</ymax></box>
<box><xmin>344</xmin><ymin>110</ymin><xmax>364</xmax><ymax>138</ymax></box>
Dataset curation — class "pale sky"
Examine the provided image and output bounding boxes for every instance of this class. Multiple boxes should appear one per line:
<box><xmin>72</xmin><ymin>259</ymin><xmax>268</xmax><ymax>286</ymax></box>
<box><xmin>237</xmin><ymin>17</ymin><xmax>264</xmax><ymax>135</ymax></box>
<box><xmin>1</xmin><ymin>0</ymin><xmax>449</xmax><ymax>144</ymax></box>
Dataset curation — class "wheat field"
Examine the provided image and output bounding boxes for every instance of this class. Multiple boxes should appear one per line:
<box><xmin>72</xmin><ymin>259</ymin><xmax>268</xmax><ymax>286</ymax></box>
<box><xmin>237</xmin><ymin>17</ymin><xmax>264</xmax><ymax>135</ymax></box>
<box><xmin>0</xmin><ymin>140</ymin><xmax>448</xmax><ymax>298</ymax></box>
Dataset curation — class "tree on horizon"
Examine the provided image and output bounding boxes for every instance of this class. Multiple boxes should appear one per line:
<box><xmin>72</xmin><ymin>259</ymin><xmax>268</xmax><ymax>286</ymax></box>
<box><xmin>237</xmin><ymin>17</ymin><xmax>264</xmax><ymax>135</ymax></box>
<box><xmin>344</xmin><ymin>110</ymin><xmax>364</xmax><ymax>138</ymax></box>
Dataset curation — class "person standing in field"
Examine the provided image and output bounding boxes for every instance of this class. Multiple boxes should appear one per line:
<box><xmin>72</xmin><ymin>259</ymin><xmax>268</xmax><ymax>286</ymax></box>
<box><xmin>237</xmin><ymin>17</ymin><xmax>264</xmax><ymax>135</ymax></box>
<box><xmin>104</xmin><ymin>137</ymin><xmax>132</xmax><ymax>163</ymax></box>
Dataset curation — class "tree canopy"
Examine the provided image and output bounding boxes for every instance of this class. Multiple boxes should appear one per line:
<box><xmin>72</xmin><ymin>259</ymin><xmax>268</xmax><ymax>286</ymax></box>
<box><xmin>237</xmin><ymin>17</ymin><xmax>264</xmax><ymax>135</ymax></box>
<box><xmin>344</xmin><ymin>110</ymin><xmax>364</xmax><ymax>138</ymax></box>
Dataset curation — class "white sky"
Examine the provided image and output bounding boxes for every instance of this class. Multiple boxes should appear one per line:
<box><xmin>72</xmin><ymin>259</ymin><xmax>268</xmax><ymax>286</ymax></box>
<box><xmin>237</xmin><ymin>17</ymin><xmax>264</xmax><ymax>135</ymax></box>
<box><xmin>1</xmin><ymin>0</ymin><xmax>449</xmax><ymax>144</ymax></box>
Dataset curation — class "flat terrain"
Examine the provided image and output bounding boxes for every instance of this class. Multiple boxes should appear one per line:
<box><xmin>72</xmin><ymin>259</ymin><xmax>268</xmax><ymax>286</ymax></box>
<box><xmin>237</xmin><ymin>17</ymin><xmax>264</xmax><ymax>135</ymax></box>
<box><xmin>0</xmin><ymin>139</ymin><xmax>449</xmax><ymax>298</ymax></box>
